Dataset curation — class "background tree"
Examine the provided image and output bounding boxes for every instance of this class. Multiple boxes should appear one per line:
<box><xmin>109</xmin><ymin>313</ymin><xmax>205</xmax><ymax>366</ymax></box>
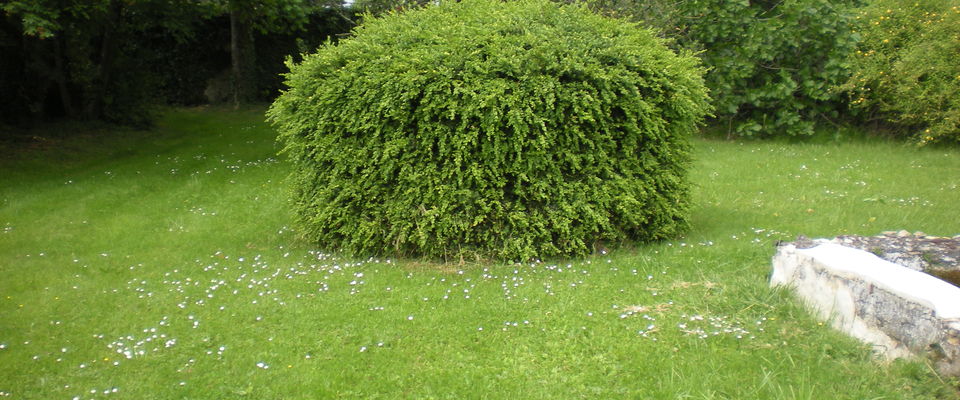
<box><xmin>586</xmin><ymin>0</ymin><xmax>859</xmax><ymax>138</ymax></box>
<box><xmin>1</xmin><ymin>0</ymin><xmax>352</xmax><ymax>127</ymax></box>
<box><xmin>1</xmin><ymin>0</ymin><xmax>206</xmax><ymax>125</ymax></box>
<box><xmin>220</xmin><ymin>0</ymin><xmax>321</xmax><ymax>106</ymax></box>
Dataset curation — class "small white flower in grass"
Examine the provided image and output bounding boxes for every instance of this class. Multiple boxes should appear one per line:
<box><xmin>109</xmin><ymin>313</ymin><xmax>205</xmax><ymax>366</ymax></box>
<box><xmin>359</xmin><ymin>346</ymin><xmax>367</xmax><ymax>352</ymax></box>
<box><xmin>256</xmin><ymin>362</ymin><xmax>269</xmax><ymax>369</ymax></box>
<box><xmin>407</xmin><ymin>315</ymin><xmax>414</xmax><ymax>321</ymax></box>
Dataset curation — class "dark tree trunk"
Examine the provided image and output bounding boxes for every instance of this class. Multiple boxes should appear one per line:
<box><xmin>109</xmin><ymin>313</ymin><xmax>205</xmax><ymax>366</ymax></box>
<box><xmin>229</xmin><ymin>4</ymin><xmax>257</xmax><ymax>107</ymax></box>
<box><xmin>230</xmin><ymin>7</ymin><xmax>240</xmax><ymax>106</ymax></box>
<box><xmin>85</xmin><ymin>0</ymin><xmax>123</xmax><ymax>120</ymax></box>
<box><xmin>20</xmin><ymin>35</ymin><xmax>51</xmax><ymax>123</ymax></box>
<box><xmin>53</xmin><ymin>35</ymin><xmax>75</xmax><ymax>118</ymax></box>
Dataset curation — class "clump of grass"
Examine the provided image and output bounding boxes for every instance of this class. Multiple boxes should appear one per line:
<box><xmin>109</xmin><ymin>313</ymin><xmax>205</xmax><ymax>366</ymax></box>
<box><xmin>1</xmin><ymin>108</ymin><xmax>958</xmax><ymax>398</ymax></box>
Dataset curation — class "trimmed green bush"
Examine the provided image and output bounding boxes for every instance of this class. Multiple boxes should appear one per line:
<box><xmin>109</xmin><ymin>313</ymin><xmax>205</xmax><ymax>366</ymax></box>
<box><xmin>840</xmin><ymin>0</ymin><xmax>960</xmax><ymax>145</ymax></box>
<box><xmin>268</xmin><ymin>0</ymin><xmax>711</xmax><ymax>261</ymax></box>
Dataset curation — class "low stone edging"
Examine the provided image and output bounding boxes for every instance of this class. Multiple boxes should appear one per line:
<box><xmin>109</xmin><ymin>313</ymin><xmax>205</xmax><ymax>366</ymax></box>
<box><xmin>771</xmin><ymin>241</ymin><xmax>960</xmax><ymax>376</ymax></box>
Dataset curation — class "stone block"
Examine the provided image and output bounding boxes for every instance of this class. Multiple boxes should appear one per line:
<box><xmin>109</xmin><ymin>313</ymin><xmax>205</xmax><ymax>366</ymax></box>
<box><xmin>772</xmin><ymin>242</ymin><xmax>960</xmax><ymax>376</ymax></box>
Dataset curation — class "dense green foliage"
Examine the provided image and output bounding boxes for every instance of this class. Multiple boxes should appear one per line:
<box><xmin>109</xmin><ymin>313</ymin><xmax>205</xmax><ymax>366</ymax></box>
<box><xmin>587</xmin><ymin>0</ymin><xmax>858</xmax><ymax>138</ymax></box>
<box><xmin>269</xmin><ymin>0</ymin><xmax>711</xmax><ymax>260</ymax></box>
<box><xmin>679</xmin><ymin>0</ymin><xmax>857</xmax><ymax>137</ymax></box>
<box><xmin>840</xmin><ymin>0</ymin><xmax>960</xmax><ymax>145</ymax></box>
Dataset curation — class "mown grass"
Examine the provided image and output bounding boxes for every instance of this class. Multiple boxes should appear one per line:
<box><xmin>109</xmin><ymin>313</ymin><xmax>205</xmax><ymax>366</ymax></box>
<box><xmin>1</xmin><ymin>107</ymin><xmax>958</xmax><ymax>399</ymax></box>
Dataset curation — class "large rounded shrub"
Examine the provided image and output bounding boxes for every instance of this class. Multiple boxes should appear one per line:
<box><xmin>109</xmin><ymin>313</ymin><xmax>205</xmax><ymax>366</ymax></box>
<box><xmin>267</xmin><ymin>0</ymin><xmax>711</xmax><ymax>260</ymax></box>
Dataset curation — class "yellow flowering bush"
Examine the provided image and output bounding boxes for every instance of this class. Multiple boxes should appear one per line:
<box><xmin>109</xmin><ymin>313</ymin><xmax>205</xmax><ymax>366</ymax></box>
<box><xmin>841</xmin><ymin>0</ymin><xmax>960</xmax><ymax>145</ymax></box>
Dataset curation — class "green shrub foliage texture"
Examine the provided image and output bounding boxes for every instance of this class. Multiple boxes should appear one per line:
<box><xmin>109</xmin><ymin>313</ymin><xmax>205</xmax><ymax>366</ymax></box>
<box><xmin>268</xmin><ymin>0</ymin><xmax>711</xmax><ymax>260</ymax></box>
<box><xmin>588</xmin><ymin>0</ymin><xmax>858</xmax><ymax>137</ymax></box>
<box><xmin>683</xmin><ymin>0</ymin><xmax>857</xmax><ymax>137</ymax></box>
<box><xmin>841</xmin><ymin>0</ymin><xmax>960</xmax><ymax>145</ymax></box>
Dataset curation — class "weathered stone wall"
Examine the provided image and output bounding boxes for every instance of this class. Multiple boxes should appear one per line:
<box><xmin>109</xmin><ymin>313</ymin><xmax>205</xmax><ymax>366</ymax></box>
<box><xmin>772</xmin><ymin>242</ymin><xmax>960</xmax><ymax>376</ymax></box>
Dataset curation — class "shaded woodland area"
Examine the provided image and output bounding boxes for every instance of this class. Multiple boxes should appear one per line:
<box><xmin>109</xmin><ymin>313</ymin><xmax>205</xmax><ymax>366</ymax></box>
<box><xmin>0</xmin><ymin>0</ymin><xmax>354</xmax><ymax>127</ymax></box>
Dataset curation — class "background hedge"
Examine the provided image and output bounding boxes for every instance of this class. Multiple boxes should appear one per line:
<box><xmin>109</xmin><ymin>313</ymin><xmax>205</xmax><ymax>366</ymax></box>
<box><xmin>587</xmin><ymin>0</ymin><xmax>859</xmax><ymax>138</ymax></box>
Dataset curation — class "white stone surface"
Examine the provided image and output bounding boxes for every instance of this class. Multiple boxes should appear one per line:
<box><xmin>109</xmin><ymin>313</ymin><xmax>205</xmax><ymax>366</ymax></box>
<box><xmin>772</xmin><ymin>242</ymin><xmax>960</xmax><ymax>376</ymax></box>
<box><xmin>781</xmin><ymin>243</ymin><xmax>960</xmax><ymax>317</ymax></box>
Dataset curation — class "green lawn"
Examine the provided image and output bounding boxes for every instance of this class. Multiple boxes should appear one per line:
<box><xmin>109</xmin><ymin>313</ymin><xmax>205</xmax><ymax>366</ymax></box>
<box><xmin>1</xmin><ymin>107</ymin><xmax>958</xmax><ymax>399</ymax></box>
